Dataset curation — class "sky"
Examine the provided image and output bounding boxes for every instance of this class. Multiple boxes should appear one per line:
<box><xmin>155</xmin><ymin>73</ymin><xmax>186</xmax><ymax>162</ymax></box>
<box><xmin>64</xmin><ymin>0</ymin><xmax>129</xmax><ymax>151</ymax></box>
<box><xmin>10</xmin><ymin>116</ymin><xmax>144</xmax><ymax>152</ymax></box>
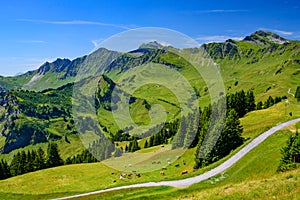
<box><xmin>0</xmin><ymin>0</ymin><xmax>300</xmax><ymax>76</ymax></box>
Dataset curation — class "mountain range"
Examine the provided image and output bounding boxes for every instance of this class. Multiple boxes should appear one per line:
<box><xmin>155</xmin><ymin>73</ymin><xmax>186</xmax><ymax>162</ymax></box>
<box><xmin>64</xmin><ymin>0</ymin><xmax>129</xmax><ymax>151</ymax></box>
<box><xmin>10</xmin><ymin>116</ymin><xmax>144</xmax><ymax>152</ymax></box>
<box><xmin>0</xmin><ymin>30</ymin><xmax>299</xmax><ymax>156</ymax></box>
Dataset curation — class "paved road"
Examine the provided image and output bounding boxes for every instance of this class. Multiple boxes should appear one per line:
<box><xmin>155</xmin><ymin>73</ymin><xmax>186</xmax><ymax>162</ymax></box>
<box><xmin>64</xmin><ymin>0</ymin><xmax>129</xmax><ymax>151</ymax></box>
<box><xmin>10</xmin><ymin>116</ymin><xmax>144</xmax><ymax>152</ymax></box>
<box><xmin>54</xmin><ymin>118</ymin><xmax>300</xmax><ymax>200</ymax></box>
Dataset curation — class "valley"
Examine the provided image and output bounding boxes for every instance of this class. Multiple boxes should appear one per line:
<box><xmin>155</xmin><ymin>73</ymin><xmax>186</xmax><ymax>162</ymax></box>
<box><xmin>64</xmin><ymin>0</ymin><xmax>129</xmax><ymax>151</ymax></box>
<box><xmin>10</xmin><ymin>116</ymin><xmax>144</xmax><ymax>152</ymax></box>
<box><xmin>0</xmin><ymin>30</ymin><xmax>299</xmax><ymax>199</ymax></box>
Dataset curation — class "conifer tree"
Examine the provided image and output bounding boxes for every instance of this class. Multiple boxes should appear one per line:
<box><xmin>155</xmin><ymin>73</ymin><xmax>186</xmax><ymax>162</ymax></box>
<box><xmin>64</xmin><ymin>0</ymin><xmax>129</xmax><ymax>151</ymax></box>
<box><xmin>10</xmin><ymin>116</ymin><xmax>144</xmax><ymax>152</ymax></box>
<box><xmin>45</xmin><ymin>143</ymin><xmax>63</xmax><ymax>168</ymax></box>
<box><xmin>144</xmin><ymin>140</ymin><xmax>148</xmax><ymax>148</ymax></box>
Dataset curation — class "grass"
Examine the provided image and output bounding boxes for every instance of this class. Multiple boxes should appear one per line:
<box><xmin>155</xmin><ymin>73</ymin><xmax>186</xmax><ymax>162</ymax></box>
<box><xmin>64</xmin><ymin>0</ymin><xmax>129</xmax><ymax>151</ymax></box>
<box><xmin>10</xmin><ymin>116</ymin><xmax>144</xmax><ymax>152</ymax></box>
<box><xmin>86</xmin><ymin>168</ymin><xmax>300</xmax><ymax>200</ymax></box>
<box><xmin>0</xmin><ymin>103</ymin><xmax>299</xmax><ymax>199</ymax></box>
<box><xmin>70</xmin><ymin>127</ymin><xmax>299</xmax><ymax>200</ymax></box>
<box><xmin>240</xmin><ymin>100</ymin><xmax>300</xmax><ymax>140</ymax></box>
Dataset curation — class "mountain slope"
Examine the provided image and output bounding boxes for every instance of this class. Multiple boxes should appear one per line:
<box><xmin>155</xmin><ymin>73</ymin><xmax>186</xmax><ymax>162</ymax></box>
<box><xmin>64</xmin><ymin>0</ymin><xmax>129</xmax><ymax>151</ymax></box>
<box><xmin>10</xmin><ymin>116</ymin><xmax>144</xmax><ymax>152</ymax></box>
<box><xmin>0</xmin><ymin>30</ymin><xmax>299</xmax><ymax>156</ymax></box>
<box><xmin>0</xmin><ymin>48</ymin><xmax>121</xmax><ymax>91</ymax></box>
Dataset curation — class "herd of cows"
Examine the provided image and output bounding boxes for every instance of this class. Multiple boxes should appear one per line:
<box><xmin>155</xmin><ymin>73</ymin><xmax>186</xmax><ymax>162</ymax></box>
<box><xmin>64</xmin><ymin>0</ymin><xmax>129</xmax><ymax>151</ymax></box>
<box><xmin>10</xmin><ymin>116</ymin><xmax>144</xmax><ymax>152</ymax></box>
<box><xmin>112</xmin><ymin>157</ymin><xmax>189</xmax><ymax>183</ymax></box>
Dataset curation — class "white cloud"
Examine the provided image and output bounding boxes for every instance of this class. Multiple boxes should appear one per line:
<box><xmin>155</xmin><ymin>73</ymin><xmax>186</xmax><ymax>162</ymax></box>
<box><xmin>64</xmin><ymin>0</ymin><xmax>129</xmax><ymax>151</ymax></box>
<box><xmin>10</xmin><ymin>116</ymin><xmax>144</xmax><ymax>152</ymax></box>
<box><xmin>260</xmin><ymin>28</ymin><xmax>294</xmax><ymax>36</ymax></box>
<box><xmin>91</xmin><ymin>38</ymin><xmax>104</xmax><ymax>48</ymax></box>
<box><xmin>196</xmin><ymin>35</ymin><xmax>243</xmax><ymax>43</ymax></box>
<box><xmin>16</xmin><ymin>40</ymin><xmax>47</xmax><ymax>44</ymax></box>
<box><xmin>17</xmin><ymin>19</ymin><xmax>131</xmax><ymax>30</ymax></box>
<box><xmin>273</xmin><ymin>29</ymin><xmax>294</xmax><ymax>36</ymax></box>
<box><xmin>182</xmin><ymin>9</ymin><xmax>248</xmax><ymax>14</ymax></box>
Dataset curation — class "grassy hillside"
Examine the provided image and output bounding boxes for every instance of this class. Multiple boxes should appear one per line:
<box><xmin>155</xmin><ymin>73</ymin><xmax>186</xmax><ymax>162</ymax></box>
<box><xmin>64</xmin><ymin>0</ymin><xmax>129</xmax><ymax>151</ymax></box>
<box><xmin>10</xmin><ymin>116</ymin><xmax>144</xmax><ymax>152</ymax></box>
<box><xmin>0</xmin><ymin>31</ymin><xmax>299</xmax><ymax>200</ymax></box>
<box><xmin>0</xmin><ymin>103</ymin><xmax>298</xmax><ymax>199</ymax></box>
<box><xmin>58</xmin><ymin>122</ymin><xmax>300</xmax><ymax>200</ymax></box>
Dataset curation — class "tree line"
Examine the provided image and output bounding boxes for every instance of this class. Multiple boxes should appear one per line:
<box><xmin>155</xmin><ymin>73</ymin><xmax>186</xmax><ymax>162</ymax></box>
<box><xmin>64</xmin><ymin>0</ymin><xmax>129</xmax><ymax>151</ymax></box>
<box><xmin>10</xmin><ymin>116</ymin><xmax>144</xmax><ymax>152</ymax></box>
<box><xmin>0</xmin><ymin>143</ymin><xmax>63</xmax><ymax>179</ymax></box>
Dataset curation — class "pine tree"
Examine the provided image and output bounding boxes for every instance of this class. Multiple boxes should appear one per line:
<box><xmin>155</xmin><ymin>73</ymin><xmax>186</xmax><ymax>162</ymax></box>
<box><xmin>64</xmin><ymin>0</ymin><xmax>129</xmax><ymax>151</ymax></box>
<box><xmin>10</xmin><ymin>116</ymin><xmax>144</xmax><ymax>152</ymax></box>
<box><xmin>35</xmin><ymin>147</ymin><xmax>45</xmax><ymax>170</ymax></box>
<box><xmin>144</xmin><ymin>140</ymin><xmax>148</xmax><ymax>148</ymax></box>
<box><xmin>236</xmin><ymin>90</ymin><xmax>247</xmax><ymax>117</ymax></box>
<box><xmin>256</xmin><ymin>101</ymin><xmax>263</xmax><ymax>110</ymax></box>
<box><xmin>149</xmin><ymin>136</ymin><xmax>154</xmax><ymax>147</ymax></box>
<box><xmin>10</xmin><ymin>152</ymin><xmax>22</xmax><ymax>176</ymax></box>
<box><xmin>184</xmin><ymin>112</ymin><xmax>198</xmax><ymax>148</ymax></box>
<box><xmin>128</xmin><ymin>141</ymin><xmax>133</xmax><ymax>152</ymax></box>
<box><xmin>45</xmin><ymin>143</ymin><xmax>63</xmax><ymax>168</ymax></box>
<box><xmin>172</xmin><ymin>116</ymin><xmax>187</xmax><ymax>149</ymax></box>
<box><xmin>130</xmin><ymin>139</ymin><xmax>140</xmax><ymax>152</ymax></box>
<box><xmin>217</xmin><ymin>109</ymin><xmax>243</xmax><ymax>158</ymax></box>
<box><xmin>246</xmin><ymin>90</ymin><xmax>256</xmax><ymax>112</ymax></box>
<box><xmin>295</xmin><ymin>86</ymin><xmax>300</xmax><ymax>101</ymax></box>
<box><xmin>0</xmin><ymin>159</ymin><xmax>11</xmax><ymax>180</ymax></box>
<box><xmin>278</xmin><ymin>130</ymin><xmax>300</xmax><ymax>172</ymax></box>
<box><xmin>20</xmin><ymin>151</ymin><xmax>27</xmax><ymax>174</ymax></box>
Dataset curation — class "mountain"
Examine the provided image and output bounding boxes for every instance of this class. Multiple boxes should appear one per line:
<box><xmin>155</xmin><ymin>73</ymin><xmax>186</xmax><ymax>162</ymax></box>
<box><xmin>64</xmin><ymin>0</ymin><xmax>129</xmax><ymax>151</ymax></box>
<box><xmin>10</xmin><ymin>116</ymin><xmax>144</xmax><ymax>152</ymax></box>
<box><xmin>139</xmin><ymin>41</ymin><xmax>166</xmax><ymax>49</ymax></box>
<box><xmin>0</xmin><ymin>30</ymin><xmax>299</xmax><ymax>155</ymax></box>
<box><xmin>243</xmin><ymin>30</ymin><xmax>288</xmax><ymax>45</ymax></box>
<box><xmin>0</xmin><ymin>48</ymin><xmax>121</xmax><ymax>91</ymax></box>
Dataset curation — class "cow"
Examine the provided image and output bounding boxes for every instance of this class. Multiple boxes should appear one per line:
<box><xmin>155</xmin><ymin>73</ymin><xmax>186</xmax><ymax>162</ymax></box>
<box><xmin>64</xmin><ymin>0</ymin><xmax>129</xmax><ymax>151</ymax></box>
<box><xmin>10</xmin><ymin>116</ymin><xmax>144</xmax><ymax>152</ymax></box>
<box><xmin>127</xmin><ymin>173</ymin><xmax>133</xmax><ymax>179</ymax></box>
<box><xmin>162</xmin><ymin>166</ymin><xmax>167</xmax><ymax>170</ymax></box>
<box><xmin>181</xmin><ymin>170</ymin><xmax>188</xmax><ymax>175</ymax></box>
<box><xmin>160</xmin><ymin>171</ymin><xmax>165</xmax><ymax>175</ymax></box>
<box><xmin>135</xmin><ymin>173</ymin><xmax>141</xmax><ymax>178</ymax></box>
<box><xmin>175</xmin><ymin>164</ymin><xmax>180</xmax><ymax>167</ymax></box>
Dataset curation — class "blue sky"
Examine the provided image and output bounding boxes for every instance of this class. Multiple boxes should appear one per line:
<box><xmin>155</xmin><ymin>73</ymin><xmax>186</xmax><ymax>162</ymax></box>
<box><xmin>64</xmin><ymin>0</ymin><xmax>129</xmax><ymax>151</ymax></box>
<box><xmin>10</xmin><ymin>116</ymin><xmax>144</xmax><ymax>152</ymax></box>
<box><xmin>0</xmin><ymin>0</ymin><xmax>300</xmax><ymax>76</ymax></box>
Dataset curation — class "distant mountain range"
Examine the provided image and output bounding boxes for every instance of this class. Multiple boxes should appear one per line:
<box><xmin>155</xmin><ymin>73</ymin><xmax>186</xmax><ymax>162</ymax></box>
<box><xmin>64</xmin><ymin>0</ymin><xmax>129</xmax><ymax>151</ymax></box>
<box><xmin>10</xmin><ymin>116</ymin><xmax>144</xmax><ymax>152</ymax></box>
<box><xmin>0</xmin><ymin>30</ymin><xmax>295</xmax><ymax>92</ymax></box>
<box><xmin>0</xmin><ymin>30</ymin><xmax>299</xmax><ymax>155</ymax></box>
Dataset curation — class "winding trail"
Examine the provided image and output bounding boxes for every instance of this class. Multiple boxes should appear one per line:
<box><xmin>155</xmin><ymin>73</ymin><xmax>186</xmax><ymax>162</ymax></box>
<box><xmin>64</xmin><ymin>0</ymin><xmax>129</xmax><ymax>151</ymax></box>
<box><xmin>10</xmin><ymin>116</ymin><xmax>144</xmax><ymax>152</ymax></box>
<box><xmin>54</xmin><ymin>118</ymin><xmax>300</xmax><ymax>200</ymax></box>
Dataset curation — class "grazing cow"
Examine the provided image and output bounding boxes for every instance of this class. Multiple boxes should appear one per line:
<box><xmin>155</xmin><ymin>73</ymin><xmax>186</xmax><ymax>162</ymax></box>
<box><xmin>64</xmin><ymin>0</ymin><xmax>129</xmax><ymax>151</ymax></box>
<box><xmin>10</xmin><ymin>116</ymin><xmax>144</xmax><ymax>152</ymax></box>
<box><xmin>162</xmin><ymin>166</ymin><xmax>167</xmax><ymax>170</ymax></box>
<box><xmin>113</xmin><ymin>180</ymin><xmax>117</xmax><ymax>183</ymax></box>
<box><xmin>128</xmin><ymin>164</ymin><xmax>132</xmax><ymax>167</ymax></box>
<box><xmin>127</xmin><ymin>174</ymin><xmax>133</xmax><ymax>179</ymax></box>
<box><xmin>120</xmin><ymin>173</ymin><xmax>127</xmax><ymax>178</ymax></box>
<box><xmin>182</xmin><ymin>160</ymin><xmax>186</xmax><ymax>165</ymax></box>
<box><xmin>111</xmin><ymin>172</ymin><xmax>115</xmax><ymax>175</ymax></box>
<box><xmin>167</xmin><ymin>161</ymin><xmax>171</xmax><ymax>165</ymax></box>
<box><xmin>160</xmin><ymin>171</ymin><xmax>165</xmax><ymax>175</ymax></box>
<box><xmin>152</xmin><ymin>161</ymin><xmax>157</xmax><ymax>164</ymax></box>
<box><xmin>175</xmin><ymin>164</ymin><xmax>180</xmax><ymax>167</ymax></box>
<box><xmin>135</xmin><ymin>173</ymin><xmax>141</xmax><ymax>178</ymax></box>
<box><xmin>181</xmin><ymin>170</ymin><xmax>188</xmax><ymax>175</ymax></box>
<box><xmin>119</xmin><ymin>176</ymin><xmax>125</xmax><ymax>180</ymax></box>
<box><xmin>157</xmin><ymin>161</ymin><xmax>161</xmax><ymax>164</ymax></box>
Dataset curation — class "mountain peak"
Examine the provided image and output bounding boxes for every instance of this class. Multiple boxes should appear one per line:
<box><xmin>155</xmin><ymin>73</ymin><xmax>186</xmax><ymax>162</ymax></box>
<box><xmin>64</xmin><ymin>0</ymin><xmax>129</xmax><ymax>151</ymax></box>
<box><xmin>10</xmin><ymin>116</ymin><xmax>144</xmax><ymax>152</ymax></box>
<box><xmin>243</xmin><ymin>30</ymin><xmax>288</xmax><ymax>45</ymax></box>
<box><xmin>139</xmin><ymin>41</ymin><xmax>166</xmax><ymax>49</ymax></box>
